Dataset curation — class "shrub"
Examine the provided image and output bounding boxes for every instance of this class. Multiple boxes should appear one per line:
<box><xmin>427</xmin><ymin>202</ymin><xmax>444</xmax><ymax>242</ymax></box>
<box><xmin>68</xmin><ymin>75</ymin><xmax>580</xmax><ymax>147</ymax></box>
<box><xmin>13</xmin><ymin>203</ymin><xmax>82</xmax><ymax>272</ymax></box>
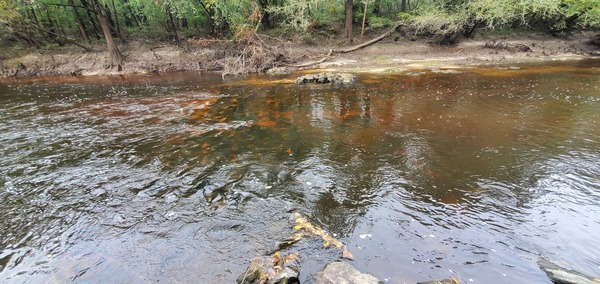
<box><xmin>368</xmin><ymin>16</ymin><xmax>394</xmax><ymax>28</ymax></box>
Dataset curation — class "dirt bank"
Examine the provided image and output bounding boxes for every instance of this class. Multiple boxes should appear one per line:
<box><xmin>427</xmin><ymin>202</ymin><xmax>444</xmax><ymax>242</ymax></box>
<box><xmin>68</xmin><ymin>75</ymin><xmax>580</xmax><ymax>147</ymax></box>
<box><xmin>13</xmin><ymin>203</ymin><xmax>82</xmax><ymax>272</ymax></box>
<box><xmin>1</xmin><ymin>31</ymin><xmax>598</xmax><ymax>79</ymax></box>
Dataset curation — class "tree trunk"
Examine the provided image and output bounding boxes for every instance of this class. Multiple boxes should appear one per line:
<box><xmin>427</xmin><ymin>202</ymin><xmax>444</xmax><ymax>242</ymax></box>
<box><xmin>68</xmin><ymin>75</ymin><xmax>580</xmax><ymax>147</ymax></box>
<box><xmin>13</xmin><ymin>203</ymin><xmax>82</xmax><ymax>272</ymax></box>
<box><xmin>400</xmin><ymin>0</ymin><xmax>407</xmax><ymax>12</ymax></box>
<box><xmin>28</xmin><ymin>7</ymin><xmax>50</xmax><ymax>43</ymax></box>
<box><xmin>70</xmin><ymin>0</ymin><xmax>90</xmax><ymax>42</ymax></box>
<box><xmin>93</xmin><ymin>0</ymin><xmax>123</xmax><ymax>70</ymax></box>
<box><xmin>167</xmin><ymin>5</ymin><xmax>179</xmax><ymax>43</ymax></box>
<box><xmin>80</xmin><ymin>0</ymin><xmax>102</xmax><ymax>39</ymax></box>
<box><xmin>111</xmin><ymin>0</ymin><xmax>124</xmax><ymax>39</ymax></box>
<box><xmin>361</xmin><ymin>1</ymin><xmax>368</xmax><ymax>40</ymax></box>
<box><xmin>258</xmin><ymin>0</ymin><xmax>272</xmax><ymax>29</ymax></box>
<box><xmin>345</xmin><ymin>0</ymin><xmax>353</xmax><ymax>43</ymax></box>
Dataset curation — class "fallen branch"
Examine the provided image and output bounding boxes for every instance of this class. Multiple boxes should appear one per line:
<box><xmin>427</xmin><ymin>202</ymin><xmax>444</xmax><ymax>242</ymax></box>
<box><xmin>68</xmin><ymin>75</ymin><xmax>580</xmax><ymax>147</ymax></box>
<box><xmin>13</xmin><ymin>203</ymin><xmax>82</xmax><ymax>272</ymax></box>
<box><xmin>286</xmin><ymin>23</ymin><xmax>401</xmax><ymax>69</ymax></box>
<box><xmin>291</xmin><ymin>49</ymin><xmax>333</xmax><ymax>68</ymax></box>
<box><xmin>31</xmin><ymin>25</ymin><xmax>91</xmax><ymax>51</ymax></box>
<box><xmin>334</xmin><ymin>22</ymin><xmax>401</xmax><ymax>53</ymax></box>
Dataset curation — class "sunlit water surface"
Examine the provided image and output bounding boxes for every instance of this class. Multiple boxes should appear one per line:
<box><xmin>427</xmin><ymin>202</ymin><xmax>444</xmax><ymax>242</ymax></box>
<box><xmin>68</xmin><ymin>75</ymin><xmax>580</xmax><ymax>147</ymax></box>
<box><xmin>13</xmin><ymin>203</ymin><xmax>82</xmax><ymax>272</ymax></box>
<box><xmin>1</xmin><ymin>60</ymin><xmax>599</xmax><ymax>283</ymax></box>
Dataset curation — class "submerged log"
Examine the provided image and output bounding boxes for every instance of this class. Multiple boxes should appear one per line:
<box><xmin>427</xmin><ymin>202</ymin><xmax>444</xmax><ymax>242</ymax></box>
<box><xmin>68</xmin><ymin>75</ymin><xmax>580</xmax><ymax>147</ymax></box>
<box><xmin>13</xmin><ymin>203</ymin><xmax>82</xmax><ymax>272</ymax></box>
<box><xmin>538</xmin><ymin>259</ymin><xmax>600</xmax><ymax>284</ymax></box>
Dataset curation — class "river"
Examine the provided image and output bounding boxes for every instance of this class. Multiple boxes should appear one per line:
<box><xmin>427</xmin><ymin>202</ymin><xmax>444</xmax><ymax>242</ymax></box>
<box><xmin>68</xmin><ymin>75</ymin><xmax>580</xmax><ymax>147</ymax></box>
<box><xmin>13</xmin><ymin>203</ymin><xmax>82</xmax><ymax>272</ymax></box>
<box><xmin>0</xmin><ymin>60</ymin><xmax>599</xmax><ymax>283</ymax></box>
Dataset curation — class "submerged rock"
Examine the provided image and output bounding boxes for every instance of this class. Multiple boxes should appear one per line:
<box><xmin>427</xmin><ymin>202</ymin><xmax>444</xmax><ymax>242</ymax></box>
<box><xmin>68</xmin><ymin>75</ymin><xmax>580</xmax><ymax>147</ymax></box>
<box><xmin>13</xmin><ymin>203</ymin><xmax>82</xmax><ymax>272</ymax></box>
<box><xmin>538</xmin><ymin>259</ymin><xmax>600</xmax><ymax>284</ymax></box>
<box><xmin>295</xmin><ymin>72</ymin><xmax>356</xmax><ymax>85</ymax></box>
<box><xmin>237</xmin><ymin>256</ymin><xmax>299</xmax><ymax>284</ymax></box>
<box><xmin>316</xmin><ymin>262</ymin><xmax>382</xmax><ymax>284</ymax></box>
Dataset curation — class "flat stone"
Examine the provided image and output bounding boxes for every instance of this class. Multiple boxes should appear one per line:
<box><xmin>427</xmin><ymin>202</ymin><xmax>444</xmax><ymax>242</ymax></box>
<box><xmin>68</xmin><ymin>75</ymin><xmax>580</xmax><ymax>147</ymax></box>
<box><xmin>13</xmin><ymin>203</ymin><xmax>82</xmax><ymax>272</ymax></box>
<box><xmin>295</xmin><ymin>72</ymin><xmax>356</xmax><ymax>85</ymax></box>
<box><xmin>538</xmin><ymin>259</ymin><xmax>599</xmax><ymax>284</ymax></box>
<box><xmin>316</xmin><ymin>262</ymin><xmax>382</xmax><ymax>284</ymax></box>
<box><xmin>237</xmin><ymin>256</ymin><xmax>299</xmax><ymax>284</ymax></box>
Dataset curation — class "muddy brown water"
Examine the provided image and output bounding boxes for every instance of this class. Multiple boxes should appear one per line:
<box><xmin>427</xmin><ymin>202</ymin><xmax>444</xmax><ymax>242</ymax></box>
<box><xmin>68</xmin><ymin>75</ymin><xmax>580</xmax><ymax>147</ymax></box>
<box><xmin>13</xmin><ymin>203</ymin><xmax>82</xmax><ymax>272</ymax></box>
<box><xmin>0</xmin><ymin>60</ymin><xmax>599</xmax><ymax>283</ymax></box>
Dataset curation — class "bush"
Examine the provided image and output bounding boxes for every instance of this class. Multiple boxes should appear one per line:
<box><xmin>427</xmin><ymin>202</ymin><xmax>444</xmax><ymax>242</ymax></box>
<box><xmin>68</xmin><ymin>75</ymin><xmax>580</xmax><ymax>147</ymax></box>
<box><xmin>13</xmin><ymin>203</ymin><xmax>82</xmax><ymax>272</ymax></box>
<box><xmin>397</xmin><ymin>12</ymin><xmax>412</xmax><ymax>23</ymax></box>
<box><xmin>368</xmin><ymin>16</ymin><xmax>394</xmax><ymax>28</ymax></box>
<box><xmin>408</xmin><ymin>5</ymin><xmax>467</xmax><ymax>42</ymax></box>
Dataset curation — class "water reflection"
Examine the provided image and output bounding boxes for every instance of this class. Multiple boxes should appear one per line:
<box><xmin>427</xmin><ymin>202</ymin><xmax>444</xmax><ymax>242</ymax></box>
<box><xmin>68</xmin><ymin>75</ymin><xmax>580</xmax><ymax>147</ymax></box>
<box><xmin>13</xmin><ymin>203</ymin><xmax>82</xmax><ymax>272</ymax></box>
<box><xmin>0</xmin><ymin>60</ymin><xmax>599</xmax><ymax>283</ymax></box>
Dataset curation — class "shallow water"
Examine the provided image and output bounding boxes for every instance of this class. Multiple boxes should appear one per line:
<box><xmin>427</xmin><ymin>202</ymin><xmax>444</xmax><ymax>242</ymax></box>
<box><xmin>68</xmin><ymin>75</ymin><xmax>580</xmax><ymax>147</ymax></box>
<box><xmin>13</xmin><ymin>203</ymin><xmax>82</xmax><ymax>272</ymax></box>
<box><xmin>0</xmin><ymin>60</ymin><xmax>599</xmax><ymax>283</ymax></box>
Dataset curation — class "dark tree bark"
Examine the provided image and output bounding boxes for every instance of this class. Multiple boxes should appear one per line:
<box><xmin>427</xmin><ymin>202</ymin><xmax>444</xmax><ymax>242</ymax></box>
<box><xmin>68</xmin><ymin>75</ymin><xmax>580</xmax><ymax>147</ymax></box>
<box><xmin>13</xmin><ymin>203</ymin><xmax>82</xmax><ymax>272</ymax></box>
<box><xmin>258</xmin><ymin>0</ymin><xmax>273</xmax><ymax>29</ymax></box>
<box><xmin>13</xmin><ymin>26</ymin><xmax>42</xmax><ymax>49</ymax></box>
<box><xmin>27</xmin><ymin>7</ymin><xmax>52</xmax><ymax>43</ymax></box>
<box><xmin>166</xmin><ymin>5</ymin><xmax>179</xmax><ymax>43</ymax></box>
<box><xmin>92</xmin><ymin>0</ymin><xmax>123</xmax><ymax>70</ymax></box>
<box><xmin>80</xmin><ymin>0</ymin><xmax>102</xmax><ymax>39</ymax></box>
<box><xmin>111</xmin><ymin>0</ymin><xmax>124</xmax><ymax>39</ymax></box>
<box><xmin>42</xmin><ymin>4</ymin><xmax>64</xmax><ymax>45</ymax></box>
<box><xmin>345</xmin><ymin>0</ymin><xmax>353</xmax><ymax>43</ymax></box>
<box><xmin>70</xmin><ymin>0</ymin><xmax>90</xmax><ymax>42</ymax></box>
<box><xmin>400</xmin><ymin>0</ymin><xmax>407</xmax><ymax>12</ymax></box>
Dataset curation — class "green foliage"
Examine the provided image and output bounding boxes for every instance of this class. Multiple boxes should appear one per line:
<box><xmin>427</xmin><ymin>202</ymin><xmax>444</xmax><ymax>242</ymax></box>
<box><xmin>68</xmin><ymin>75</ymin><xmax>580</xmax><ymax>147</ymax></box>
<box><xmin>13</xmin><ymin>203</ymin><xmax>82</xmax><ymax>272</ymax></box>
<box><xmin>0</xmin><ymin>0</ymin><xmax>20</xmax><ymax>24</ymax></box>
<box><xmin>1</xmin><ymin>0</ymin><xmax>598</xmax><ymax>49</ymax></box>
<box><xmin>368</xmin><ymin>15</ymin><xmax>393</xmax><ymax>28</ymax></box>
<box><xmin>562</xmin><ymin>0</ymin><xmax>600</xmax><ymax>28</ymax></box>
<box><xmin>408</xmin><ymin>3</ymin><xmax>467</xmax><ymax>37</ymax></box>
<box><xmin>397</xmin><ymin>12</ymin><xmax>412</xmax><ymax>22</ymax></box>
<box><xmin>267</xmin><ymin>0</ymin><xmax>340</xmax><ymax>31</ymax></box>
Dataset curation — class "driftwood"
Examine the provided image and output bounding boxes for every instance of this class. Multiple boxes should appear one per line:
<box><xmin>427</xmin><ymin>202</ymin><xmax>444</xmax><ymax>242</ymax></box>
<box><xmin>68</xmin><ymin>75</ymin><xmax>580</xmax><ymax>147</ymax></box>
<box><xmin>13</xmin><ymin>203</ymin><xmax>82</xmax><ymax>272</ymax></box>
<box><xmin>290</xmin><ymin>22</ymin><xmax>401</xmax><ymax>68</ymax></box>
<box><xmin>334</xmin><ymin>22</ymin><xmax>402</xmax><ymax>53</ymax></box>
<box><xmin>291</xmin><ymin>49</ymin><xmax>333</xmax><ymax>68</ymax></box>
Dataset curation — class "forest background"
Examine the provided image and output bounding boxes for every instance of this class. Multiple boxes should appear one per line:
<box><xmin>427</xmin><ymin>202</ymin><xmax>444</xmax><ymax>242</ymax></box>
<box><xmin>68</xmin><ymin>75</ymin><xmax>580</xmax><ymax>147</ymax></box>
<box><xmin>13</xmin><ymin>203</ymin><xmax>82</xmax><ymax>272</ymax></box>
<box><xmin>1</xmin><ymin>0</ymin><xmax>599</xmax><ymax>76</ymax></box>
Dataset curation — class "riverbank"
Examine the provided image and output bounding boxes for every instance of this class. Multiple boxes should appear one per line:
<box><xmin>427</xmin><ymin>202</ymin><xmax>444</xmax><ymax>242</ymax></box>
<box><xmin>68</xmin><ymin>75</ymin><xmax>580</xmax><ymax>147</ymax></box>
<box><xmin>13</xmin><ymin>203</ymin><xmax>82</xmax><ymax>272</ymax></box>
<box><xmin>1</xmin><ymin>30</ymin><xmax>598</xmax><ymax>78</ymax></box>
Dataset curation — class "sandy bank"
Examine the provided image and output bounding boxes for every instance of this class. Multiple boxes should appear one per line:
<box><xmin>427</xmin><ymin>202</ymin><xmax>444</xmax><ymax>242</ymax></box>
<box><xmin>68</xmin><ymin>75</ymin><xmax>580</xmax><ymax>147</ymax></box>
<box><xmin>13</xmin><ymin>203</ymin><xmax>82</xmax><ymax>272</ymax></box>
<box><xmin>1</xmin><ymin>31</ymin><xmax>598</xmax><ymax>79</ymax></box>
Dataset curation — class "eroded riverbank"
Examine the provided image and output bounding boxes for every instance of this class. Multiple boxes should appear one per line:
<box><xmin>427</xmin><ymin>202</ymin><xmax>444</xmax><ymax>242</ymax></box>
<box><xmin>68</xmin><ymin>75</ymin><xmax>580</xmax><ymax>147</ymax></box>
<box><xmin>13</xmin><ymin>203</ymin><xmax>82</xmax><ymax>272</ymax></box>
<box><xmin>1</xmin><ymin>31</ymin><xmax>599</xmax><ymax>79</ymax></box>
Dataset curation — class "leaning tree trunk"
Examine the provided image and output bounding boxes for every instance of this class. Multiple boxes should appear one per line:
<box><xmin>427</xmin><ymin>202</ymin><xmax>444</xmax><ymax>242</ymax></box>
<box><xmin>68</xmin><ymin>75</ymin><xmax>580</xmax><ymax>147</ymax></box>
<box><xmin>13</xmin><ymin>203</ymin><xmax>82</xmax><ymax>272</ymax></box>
<box><xmin>93</xmin><ymin>0</ymin><xmax>123</xmax><ymax>70</ymax></box>
<box><xmin>345</xmin><ymin>0</ymin><xmax>353</xmax><ymax>43</ymax></box>
<box><xmin>70</xmin><ymin>0</ymin><xmax>90</xmax><ymax>42</ymax></box>
<box><xmin>80</xmin><ymin>0</ymin><xmax>102</xmax><ymax>39</ymax></box>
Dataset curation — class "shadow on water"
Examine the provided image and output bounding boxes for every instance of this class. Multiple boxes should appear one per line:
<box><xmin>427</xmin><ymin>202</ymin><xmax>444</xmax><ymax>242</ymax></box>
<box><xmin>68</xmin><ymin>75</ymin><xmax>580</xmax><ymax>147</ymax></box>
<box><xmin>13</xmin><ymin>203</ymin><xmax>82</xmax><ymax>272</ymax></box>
<box><xmin>0</xmin><ymin>60</ymin><xmax>599</xmax><ymax>283</ymax></box>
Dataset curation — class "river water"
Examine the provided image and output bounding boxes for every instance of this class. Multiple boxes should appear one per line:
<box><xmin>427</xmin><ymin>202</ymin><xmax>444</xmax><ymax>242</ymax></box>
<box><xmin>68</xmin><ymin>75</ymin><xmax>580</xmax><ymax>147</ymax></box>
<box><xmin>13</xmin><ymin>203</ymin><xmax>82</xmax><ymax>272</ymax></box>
<box><xmin>0</xmin><ymin>60</ymin><xmax>599</xmax><ymax>283</ymax></box>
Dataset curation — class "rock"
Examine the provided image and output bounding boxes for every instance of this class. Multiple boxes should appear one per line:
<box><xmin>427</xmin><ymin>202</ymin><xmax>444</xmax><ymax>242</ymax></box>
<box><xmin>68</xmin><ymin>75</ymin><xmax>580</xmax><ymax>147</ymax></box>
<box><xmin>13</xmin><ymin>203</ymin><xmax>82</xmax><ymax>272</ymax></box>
<box><xmin>316</xmin><ymin>262</ymin><xmax>383</xmax><ymax>284</ymax></box>
<box><xmin>538</xmin><ymin>259</ymin><xmax>600</xmax><ymax>284</ymax></box>
<box><xmin>417</xmin><ymin>279</ymin><xmax>461</xmax><ymax>284</ymax></box>
<box><xmin>295</xmin><ymin>72</ymin><xmax>356</xmax><ymax>85</ymax></box>
<box><xmin>237</xmin><ymin>256</ymin><xmax>299</xmax><ymax>284</ymax></box>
